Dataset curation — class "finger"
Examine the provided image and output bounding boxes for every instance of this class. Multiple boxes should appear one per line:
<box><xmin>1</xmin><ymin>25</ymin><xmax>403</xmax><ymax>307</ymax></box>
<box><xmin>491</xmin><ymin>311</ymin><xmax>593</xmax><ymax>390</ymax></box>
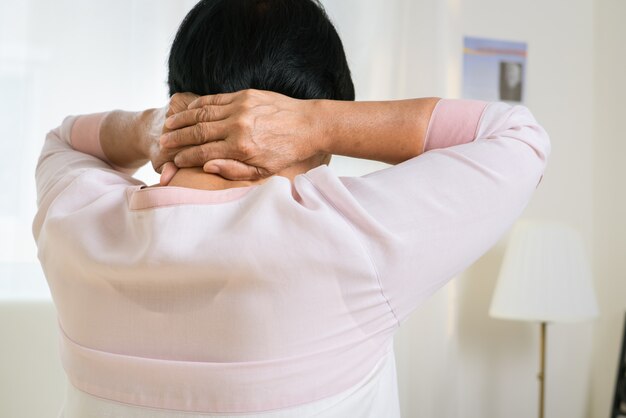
<box><xmin>167</xmin><ymin>92</ymin><xmax>199</xmax><ymax>117</ymax></box>
<box><xmin>174</xmin><ymin>141</ymin><xmax>237</xmax><ymax>168</ymax></box>
<box><xmin>159</xmin><ymin>162</ymin><xmax>179</xmax><ymax>186</ymax></box>
<box><xmin>188</xmin><ymin>92</ymin><xmax>239</xmax><ymax>109</ymax></box>
<box><xmin>203</xmin><ymin>159</ymin><xmax>266</xmax><ymax>181</ymax></box>
<box><xmin>165</xmin><ymin>105</ymin><xmax>232</xmax><ymax>130</ymax></box>
<box><xmin>160</xmin><ymin>121</ymin><xmax>228</xmax><ymax>149</ymax></box>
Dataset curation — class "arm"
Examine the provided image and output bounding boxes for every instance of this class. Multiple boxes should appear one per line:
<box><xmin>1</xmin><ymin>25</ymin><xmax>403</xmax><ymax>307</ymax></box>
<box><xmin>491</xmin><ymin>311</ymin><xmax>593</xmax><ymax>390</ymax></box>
<box><xmin>310</xmin><ymin>97</ymin><xmax>441</xmax><ymax>164</ymax></box>
<box><xmin>99</xmin><ymin>109</ymin><xmax>160</xmax><ymax>170</ymax></box>
<box><xmin>33</xmin><ymin>113</ymin><xmax>145</xmax><ymax>240</ymax></box>
<box><xmin>33</xmin><ymin>94</ymin><xmax>198</xmax><ymax>238</ymax></box>
<box><xmin>32</xmin><ymin>110</ymin><xmax>154</xmax><ymax>241</ymax></box>
<box><xmin>304</xmin><ymin>100</ymin><xmax>550</xmax><ymax>324</ymax></box>
<box><xmin>70</xmin><ymin>108</ymin><xmax>163</xmax><ymax>172</ymax></box>
<box><xmin>315</xmin><ymin>97</ymin><xmax>487</xmax><ymax>162</ymax></box>
<box><xmin>35</xmin><ymin>92</ymin><xmax>198</xmax><ymax>204</ymax></box>
<box><xmin>87</xmin><ymin>93</ymin><xmax>198</xmax><ymax>178</ymax></box>
<box><xmin>160</xmin><ymin>90</ymin><xmax>483</xmax><ymax>178</ymax></box>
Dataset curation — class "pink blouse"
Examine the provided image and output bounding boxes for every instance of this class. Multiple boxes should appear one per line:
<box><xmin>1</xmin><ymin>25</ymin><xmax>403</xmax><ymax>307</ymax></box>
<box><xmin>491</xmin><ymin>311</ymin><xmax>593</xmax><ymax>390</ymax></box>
<box><xmin>33</xmin><ymin>100</ymin><xmax>550</xmax><ymax>417</ymax></box>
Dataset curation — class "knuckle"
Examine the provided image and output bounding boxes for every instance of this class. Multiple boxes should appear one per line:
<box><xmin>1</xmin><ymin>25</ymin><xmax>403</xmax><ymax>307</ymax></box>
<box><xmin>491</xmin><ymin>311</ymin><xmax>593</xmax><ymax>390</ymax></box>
<box><xmin>192</xmin><ymin>97</ymin><xmax>205</xmax><ymax>108</ymax></box>
<box><xmin>183</xmin><ymin>92</ymin><xmax>198</xmax><ymax>103</ymax></box>
<box><xmin>235</xmin><ymin>140</ymin><xmax>253</xmax><ymax>157</ymax></box>
<box><xmin>168</xmin><ymin>131</ymin><xmax>181</xmax><ymax>147</ymax></box>
<box><xmin>206</xmin><ymin>106</ymin><xmax>218</xmax><ymax>121</ymax></box>
<box><xmin>243</xmin><ymin>88</ymin><xmax>257</xmax><ymax>97</ymax></box>
<box><xmin>239</xmin><ymin>90</ymin><xmax>257</xmax><ymax>107</ymax></box>
<box><xmin>233</xmin><ymin>117</ymin><xmax>245</xmax><ymax>130</ymax></box>
<box><xmin>240</xmin><ymin>97</ymin><xmax>254</xmax><ymax>110</ymax></box>
<box><xmin>194</xmin><ymin>145</ymin><xmax>209</xmax><ymax>162</ymax></box>
<box><xmin>214</xmin><ymin>93</ymin><xmax>226</xmax><ymax>106</ymax></box>
<box><xmin>171</xmin><ymin>93</ymin><xmax>185</xmax><ymax>106</ymax></box>
<box><xmin>174</xmin><ymin>152</ymin><xmax>187</xmax><ymax>166</ymax></box>
<box><xmin>233</xmin><ymin>115</ymin><xmax>251</xmax><ymax>131</ymax></box>
<box><xmin>196</xmin><ymin>107</ymin><xmax>209</xmax><ymax>123</ymax></box>
<box><xmin>193</xmin><ymin>123</ymin><xmax>207</xmax><ymax>143</ymax></box>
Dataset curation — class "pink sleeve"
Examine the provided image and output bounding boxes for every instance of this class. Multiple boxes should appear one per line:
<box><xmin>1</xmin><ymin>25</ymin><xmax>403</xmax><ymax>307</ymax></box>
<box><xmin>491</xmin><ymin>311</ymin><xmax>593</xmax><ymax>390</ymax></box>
<box><xmin>69</xmin><ymin>112</ymin><xmax>109</xmax><ymax>161</ymax></box>
<box><xmin>70</xmin><ymin>112</ymin><xmax>137</xmax><ymax>174</ymax></box>
<box><xmin>422</xmin><ymin>99</ymin><xmax>488</xmax><ymax>152</ymax></box>
<box><xmin>306</xmin><ymin>100</ymin><xmax>551</xmax><ymax>325</ymax></box>
<box><xmin>33</xmin><ymin>114</ymin><xmax>140</xmax><ymax>239</ymax></box>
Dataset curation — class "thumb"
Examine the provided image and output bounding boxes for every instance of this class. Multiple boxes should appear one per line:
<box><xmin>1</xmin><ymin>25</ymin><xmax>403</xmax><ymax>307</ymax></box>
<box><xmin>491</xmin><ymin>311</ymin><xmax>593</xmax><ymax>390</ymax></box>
<box><xmin>203</xmin><ymin>159</ymin><xmax>264</xmax><ymax>181</ymax></box>
<box><xmin>159</xmin><ymin>162</ymin><xmax>179</xmax><ymax>186</ymax></box>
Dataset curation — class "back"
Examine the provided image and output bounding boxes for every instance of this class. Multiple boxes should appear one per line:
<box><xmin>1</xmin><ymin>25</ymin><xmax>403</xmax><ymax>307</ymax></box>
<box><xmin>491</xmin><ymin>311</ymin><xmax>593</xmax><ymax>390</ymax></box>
<box><xmin>34</xmin><ymin>99</ymin><xmax>550</xmax><ymax>416</ymax></box>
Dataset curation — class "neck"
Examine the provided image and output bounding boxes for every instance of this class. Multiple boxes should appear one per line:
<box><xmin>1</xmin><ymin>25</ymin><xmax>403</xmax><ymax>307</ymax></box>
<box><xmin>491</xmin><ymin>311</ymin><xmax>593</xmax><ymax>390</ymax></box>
<box><xmin>166</xmin><ymin>168</ymin><xmax>262</xmax><ymax>190</ymax></box>
<box><xmin>166</xmin><ymin>161</ymin><xmax>323</xmax><ymax>191</ymax></box>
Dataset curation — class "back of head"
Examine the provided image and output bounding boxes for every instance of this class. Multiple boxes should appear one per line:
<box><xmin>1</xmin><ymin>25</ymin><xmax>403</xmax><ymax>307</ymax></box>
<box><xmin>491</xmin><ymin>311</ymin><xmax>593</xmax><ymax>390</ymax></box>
<box><xmin>168</xmin><ymin>0</ymin><xmax>355</xmax><ymax>101</ymax></box>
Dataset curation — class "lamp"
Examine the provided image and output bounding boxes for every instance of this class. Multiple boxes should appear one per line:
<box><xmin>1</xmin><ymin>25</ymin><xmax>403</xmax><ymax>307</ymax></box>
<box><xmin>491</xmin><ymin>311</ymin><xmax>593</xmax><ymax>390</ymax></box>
<box><xmin>490</xmin><ymin>220</ymin><xmax>598</xmax><ymax>418</ymax></box>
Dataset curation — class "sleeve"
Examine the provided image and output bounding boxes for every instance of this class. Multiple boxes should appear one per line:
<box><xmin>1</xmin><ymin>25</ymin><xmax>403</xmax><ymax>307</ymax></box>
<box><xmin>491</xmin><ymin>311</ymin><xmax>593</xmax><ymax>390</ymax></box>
<box><xmin>305</xmin><ymin>99</ymin><xmax>551</xmax><ymax>325</ymax></box>
<box><xmin>33</xmin><ymin>113</ymin><xmax>141</xmax><ymax>240</ymax></box>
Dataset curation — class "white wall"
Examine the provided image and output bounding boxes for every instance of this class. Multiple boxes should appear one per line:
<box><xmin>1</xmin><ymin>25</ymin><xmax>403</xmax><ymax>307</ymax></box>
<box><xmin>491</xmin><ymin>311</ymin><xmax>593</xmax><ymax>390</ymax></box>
<box><xmin>591</xmin><ymin>1</ymin><xmax>626</xmax><ymax>417</ymax></box>
<box><xmin>323</xmin><ymin>0</ymin><xmax>597</xmax><ymax>417</ymax></box>
<box><xmin>0</xmin><ymin>299</ymin><xmax>65</xmax><ymax>417</ymax></box>
<box><xmin>452</xmin><ymin>1</ymin><xmax>596</xmax><ymax>417</ymax></box>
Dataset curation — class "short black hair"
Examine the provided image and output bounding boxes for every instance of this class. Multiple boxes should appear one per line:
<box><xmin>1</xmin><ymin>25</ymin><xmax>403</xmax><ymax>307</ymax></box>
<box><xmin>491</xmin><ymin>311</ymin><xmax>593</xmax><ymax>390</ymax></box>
<box><xmin>167</xmin><ymin>0</ymin><xmax>355</xmax><ymax>101</ymax></box>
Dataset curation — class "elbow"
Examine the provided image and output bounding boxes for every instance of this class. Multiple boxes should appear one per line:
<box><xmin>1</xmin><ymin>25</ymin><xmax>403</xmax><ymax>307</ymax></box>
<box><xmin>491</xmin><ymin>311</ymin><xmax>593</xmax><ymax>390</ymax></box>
<box><xmin>508</xmin><ymin>104</ymin><xmax>552</xmax><ymax>187</ymax></box>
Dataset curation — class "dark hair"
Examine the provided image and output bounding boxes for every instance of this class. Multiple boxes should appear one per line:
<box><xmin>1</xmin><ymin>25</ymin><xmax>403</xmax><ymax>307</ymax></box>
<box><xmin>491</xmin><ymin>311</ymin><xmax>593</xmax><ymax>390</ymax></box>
<box><xmin>167</xmin><ymin>0</ymin><xmax>355</xmax><ymax>101</ymax></box>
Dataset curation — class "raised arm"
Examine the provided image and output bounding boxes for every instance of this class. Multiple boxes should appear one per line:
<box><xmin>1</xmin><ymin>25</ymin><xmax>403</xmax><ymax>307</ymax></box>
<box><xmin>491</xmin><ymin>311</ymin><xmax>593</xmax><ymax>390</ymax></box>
<box><xmin>73</xmin><ymin>93</ymin><xmax>198</xmax><ymax>174</ymax></box>
<box><xmin>161</xmin><ymin>90</ymin><xmax>442</xmax><ymax>179</ymax></box>
<box><xmin>306</xmin><ymin>100</ymin><xmax>550</xmax><ymax>324</ymax></box>
<box><xmin>34</xmin><ymin>94</ymin><xmax>202</xmax><ymax>232</ymax></box>
<box><xmin>312</xmin><ymin>97</ymin><xmax>441</xmax><ymax>164</ymax></box>
<box><xmin>62</xmin><ymin>109</ymin><xmax>160</xmax><ymax>174</ymax></box>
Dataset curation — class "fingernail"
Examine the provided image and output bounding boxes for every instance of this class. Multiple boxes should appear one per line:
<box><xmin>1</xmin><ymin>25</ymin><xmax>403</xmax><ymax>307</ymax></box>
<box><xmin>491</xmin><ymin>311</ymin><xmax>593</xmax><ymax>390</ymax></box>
<box><xmin>165</xmin><ymin>115</ymin><xmax>176</xmax><ymax>128</ymax></box>
<box><xmin>160</xmin><ymin>134</ymin><xmax>171</xmax><ymax>146</ymax></box>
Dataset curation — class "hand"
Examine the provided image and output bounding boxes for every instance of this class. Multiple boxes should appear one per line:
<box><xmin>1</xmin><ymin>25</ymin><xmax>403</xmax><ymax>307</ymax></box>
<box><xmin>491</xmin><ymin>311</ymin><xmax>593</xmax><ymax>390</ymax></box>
<box><xmin>147</xmin><ymin>92</ymin><xmax>199</xmax><ymax>185</ymax></box>
<box><xmin>160</xmin><ymin>89</ymin><xmax>321</xmax><ymax>180</ymax></box>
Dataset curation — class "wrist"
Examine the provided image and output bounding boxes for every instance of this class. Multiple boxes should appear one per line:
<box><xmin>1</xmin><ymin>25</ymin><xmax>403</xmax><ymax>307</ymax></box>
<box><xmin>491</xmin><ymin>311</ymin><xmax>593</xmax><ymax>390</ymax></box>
<box><xmin>135</xmin><ymin>107</ymin><xmax>166</xmax><ymax>161</ymax></box>
<box><xmin>100</xmin><ymin>110</ymin><xmax>151</xmax><ymax>169</ymax></box>
<box><xmin>307</xmin><ymin>99</ymin><xmax>334</xmax><ymax>155</ymax></box>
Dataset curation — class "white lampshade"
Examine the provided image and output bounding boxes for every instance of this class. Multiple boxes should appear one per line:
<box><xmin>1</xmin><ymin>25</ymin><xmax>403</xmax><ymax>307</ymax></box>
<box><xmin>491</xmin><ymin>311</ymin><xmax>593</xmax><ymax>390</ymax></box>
<box><xmin>490</xmin><ymin>220</ymin><xmax>599</xmax><ymax>322</ymax></box>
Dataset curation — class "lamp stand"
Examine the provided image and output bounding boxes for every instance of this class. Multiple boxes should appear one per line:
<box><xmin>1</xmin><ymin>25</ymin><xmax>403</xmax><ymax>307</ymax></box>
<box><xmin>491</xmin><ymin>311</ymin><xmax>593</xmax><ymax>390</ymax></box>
<box><xmin>538</xmin><ymin>321</ymin><xmax>547</xmax><ymax>418</ymax></box>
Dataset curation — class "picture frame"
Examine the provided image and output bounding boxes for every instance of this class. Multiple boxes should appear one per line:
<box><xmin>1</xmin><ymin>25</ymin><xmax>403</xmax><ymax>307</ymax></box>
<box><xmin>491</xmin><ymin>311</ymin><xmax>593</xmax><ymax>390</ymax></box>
<box><xmin>462</xmin><ymin>36</ymin><xmax>527</xmax><ymax>104</ymax></box>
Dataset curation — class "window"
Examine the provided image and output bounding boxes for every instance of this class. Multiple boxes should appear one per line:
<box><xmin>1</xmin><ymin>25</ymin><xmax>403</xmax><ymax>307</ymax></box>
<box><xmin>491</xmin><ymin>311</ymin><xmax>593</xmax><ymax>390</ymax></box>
<box><xmin>0</xmin><ymin>0</ymin><xmax>198</xmax><ymax>298</ymax></box>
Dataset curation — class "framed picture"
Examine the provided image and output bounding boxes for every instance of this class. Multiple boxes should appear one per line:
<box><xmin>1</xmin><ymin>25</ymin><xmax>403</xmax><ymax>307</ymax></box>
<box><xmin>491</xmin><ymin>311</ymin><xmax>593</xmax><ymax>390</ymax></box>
<box><xmin>612</xmin><ymin>312</ymin><xmax>626</xmax><ymax>418</ymax></box>
<box><xmin>462</xmin><ymin>36</ymin><xmax>527</xmax><ymax>103</ymax></box>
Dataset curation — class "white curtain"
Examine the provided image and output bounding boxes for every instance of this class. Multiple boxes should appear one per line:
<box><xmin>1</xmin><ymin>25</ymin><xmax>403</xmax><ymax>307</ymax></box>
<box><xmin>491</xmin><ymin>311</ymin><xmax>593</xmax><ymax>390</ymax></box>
<box><xmin>0</xmin><ymin>0</ymin><xmax>196</xmax><ymax>269</ymax></box>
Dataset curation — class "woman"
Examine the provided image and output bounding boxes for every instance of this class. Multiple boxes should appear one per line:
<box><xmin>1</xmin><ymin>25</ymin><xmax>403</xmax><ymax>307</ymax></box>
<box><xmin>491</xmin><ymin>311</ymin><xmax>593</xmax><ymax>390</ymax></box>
<box><xmin>33</xmin><ymin>0</ymin><xmax>550</xmax><ymax>417</ymax></box>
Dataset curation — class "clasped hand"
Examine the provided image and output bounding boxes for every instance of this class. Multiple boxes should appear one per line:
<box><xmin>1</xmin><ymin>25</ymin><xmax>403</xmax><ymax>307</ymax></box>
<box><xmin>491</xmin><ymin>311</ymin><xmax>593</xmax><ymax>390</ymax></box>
<box><xmin>154</xmin><ymin>89</ymin><xmax>322</xmax><ymax>184</ymax></box>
